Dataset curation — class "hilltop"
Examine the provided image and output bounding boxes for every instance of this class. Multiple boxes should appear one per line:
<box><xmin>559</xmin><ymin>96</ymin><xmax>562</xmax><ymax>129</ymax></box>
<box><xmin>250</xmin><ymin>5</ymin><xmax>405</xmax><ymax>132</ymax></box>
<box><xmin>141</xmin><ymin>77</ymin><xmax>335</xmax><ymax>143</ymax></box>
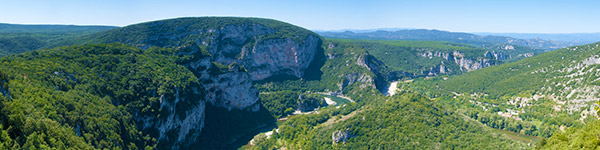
<box><xmin>0</xmin><ymin>23</ymin><xmax>117</xmax><ymax>57</ymax></box>
<box><xmin>0</xmin><ymin>17</ymin><xmax>323</xmax><ymax>149</ymax></box>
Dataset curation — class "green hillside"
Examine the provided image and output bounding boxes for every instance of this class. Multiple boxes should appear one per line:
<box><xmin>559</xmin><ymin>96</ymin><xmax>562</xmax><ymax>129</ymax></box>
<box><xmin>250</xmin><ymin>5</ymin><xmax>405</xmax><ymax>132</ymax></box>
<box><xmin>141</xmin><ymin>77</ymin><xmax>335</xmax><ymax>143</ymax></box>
<box><xmin>393</xmin><ymin>42</ymin><xmax>600</xmax><ymax>144</ymax></box>
<box><xmin>342</xmin><ymin>39</ymin><xmax>487</xmax><ymax>73</ymax></box>
<box><xmin>437</xmin><ymin>43</ymin><xmax>600</xmax><ymax>97</ymax></box>
<box><xmin>252</xmin><ymin>30</ymin><xmax>600</xmax><ymax>150</ymax></box>
<box><xmin>538</xmin><ymin>119</ymin><xmax>600</xmax><ymax>149</ymax></box>
<box><xmin>0</xmin><ymin>23</ymin><xmax>116</xmax><ymax>33</ymax></box>
<box><xmin>248</xmin><ymin>39</ymin><xmax>535</xmax><ymax>149</ymax></box>
<box><xmin>0</xmin><ymin>43</ymin><xmax>196</xmax><ymax>149</ymax></box>
<box><xmin>0</xmin><ymin>24</ymin><xmax>117</xmax><ymax>57</ymax></box>
<box><xmin>251</xmin><ymin>92</ymin><xmax>528</xmax><ymax>149</ymax></box>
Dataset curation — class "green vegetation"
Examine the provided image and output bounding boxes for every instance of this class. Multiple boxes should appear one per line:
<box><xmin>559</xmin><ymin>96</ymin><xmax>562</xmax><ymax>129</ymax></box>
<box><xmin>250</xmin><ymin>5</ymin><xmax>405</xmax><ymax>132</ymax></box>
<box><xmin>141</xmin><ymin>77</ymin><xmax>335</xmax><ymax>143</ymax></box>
<box><xmin>252</xmin><ymin>92</ymin><xmax>527</xmax><ymax>149</ymax></box>
<box><xmin>257</xmin><ymin>39</ymin><xmax>384</xmax><ymax>99</ymax></box>
<box><xmin>328</xmin><ymin>39</ymin><xmax>544</xmax><ymax>79</ymax></box>
<box><xmin>336</xmin><ymin>39</ymin><xmax>492</xmax><ymax>75</ymax></box>
<box><xmin>0</xmin><ymin>23</ymin><xmax>116</xmax><ymax>33</ymax></box>
<box><xmin>390</xmin><ymin>42</ymin><xmax>600</xmax><ymax>146</ymax></box>
<box><xmin>256</xmin><ymin>39</ymin><xmax>386</xmax><ymax>119</ymax></box>
<box><xmin>0</xmin><ymin>24</ymin><xmax>116</xmax><ymax>57</ymax></box>
<box><xmin>493</xmin><ymin>128</ymin><xmax>541</xmax><ymax>144</ymax></box>
<box><xmin>538</xmin><ymin>119</ymin><xmax>600</xmax><ymax>149</ymax></box>
<box><xmin>251</xmin><ymin>38</ymin><xmax>549</xmax><ymax>149</ymax></box>
<box><xmin>0</xmin><ymin>43</ymin><xmax>199</xmax><ymax>149</ymax></box>
<box><xmin>260</xmin><ymin>91</ymin><xmax>301</xmax><ymax>118</ymax></box>
<box><xmin>437</xmin><ymin>45</ymin><xmax>599</xmax><ymax>98</ymax></box>
<box><xmin>251</xmin><ymin>39</ymin><xmax>600</xmax><ymax>150</ymax></box>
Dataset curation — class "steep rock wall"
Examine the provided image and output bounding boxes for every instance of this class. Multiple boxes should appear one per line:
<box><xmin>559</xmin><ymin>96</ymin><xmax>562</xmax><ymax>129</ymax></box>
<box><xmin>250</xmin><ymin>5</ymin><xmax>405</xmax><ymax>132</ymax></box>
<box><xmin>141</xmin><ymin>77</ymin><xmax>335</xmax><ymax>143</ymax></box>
<box><xmin>88</xmin><ymin>18</ymin><xmax>322</xmax><ymax>149</ymax></box>
<box><xmin>418</xmin><ymin>50</ymin><xmax>508</xmax><ymax>75</ymax></box>
<box><xmin>177</xmin><ymin>23</ymin><xmax>321</xmax><ymax>110</ymax></box>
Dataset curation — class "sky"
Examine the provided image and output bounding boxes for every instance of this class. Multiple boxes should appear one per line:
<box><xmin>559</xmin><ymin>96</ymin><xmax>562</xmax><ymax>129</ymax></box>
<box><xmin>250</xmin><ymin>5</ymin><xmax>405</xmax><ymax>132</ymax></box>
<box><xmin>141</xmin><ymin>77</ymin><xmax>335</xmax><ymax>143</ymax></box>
<box><xmin>1</xmin><ymin>0</ymin><xmax>599</xmax><ymax>33</ymax></box>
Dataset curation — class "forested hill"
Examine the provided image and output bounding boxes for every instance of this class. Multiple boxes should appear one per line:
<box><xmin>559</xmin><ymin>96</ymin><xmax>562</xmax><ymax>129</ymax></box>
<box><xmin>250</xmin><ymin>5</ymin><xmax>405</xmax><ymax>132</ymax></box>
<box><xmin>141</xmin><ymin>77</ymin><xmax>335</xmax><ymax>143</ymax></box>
<box><xmin>65</xmin><ymin>17</ymin><xmax>317</xmax><ymax>47</ymax></box>
<box><xmin>0</xmin><ymin>23</ymin><xmax>116</xmax><ymax>33</ymax></box>
<box><xmin>393</xmin><ymin>42</ymin><xmax>600</xmax><ymax>148</ymax></box>
<box><xmin>333</xmin><ymin>39</ymin><xmax>542</xmax><ymax>80</ymax></box>
<box><xmin>437</xmin><ymin>42</ymin><xmax>600</xmax><ymax>99</ymax></box>
<box><xmin>0</xmin><ymin>43</ymin><xmax>196</xmax><ymax>149</ymax></box>
<box><xmin>256</xmin><ymin>40</ymin><xmax>600</xmax><ymax>150</ymax></box>
<box><xmin>249</xmin><ymin>39</ymin><xmax>529</xmax><ymax>150</ymax></box>
<box><xmin>0</xmin><ymin>23</ymin><xmax>117</xmax><ymax>57</ymax></box>
<box><xmin>539</xmin><ymin>118</ymin><xmax>600</xmax><ymax>149</ymax></box>
<box><xmin>317</xmin><ymin>29</ymin><xmax>572</xmax><ymax>50</ymax></box>
<box><xmin>437</xmin><ymin>42</ymin><xmax>600</xmax><ymax>148</ymax></box>
<box><xmin>0</xmin><ymin>17</ymin><xmax>327</xmax><ymax>149</ymax></box>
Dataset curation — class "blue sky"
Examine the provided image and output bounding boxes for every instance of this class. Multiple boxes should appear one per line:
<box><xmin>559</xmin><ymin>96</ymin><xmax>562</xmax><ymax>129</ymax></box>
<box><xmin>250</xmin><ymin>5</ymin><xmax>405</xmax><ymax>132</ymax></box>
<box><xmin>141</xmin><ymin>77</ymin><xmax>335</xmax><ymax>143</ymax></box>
<box><xmin>1</xmin><ymin>0</ymin><xmax>599</xmax><ymax>33</ymax></box>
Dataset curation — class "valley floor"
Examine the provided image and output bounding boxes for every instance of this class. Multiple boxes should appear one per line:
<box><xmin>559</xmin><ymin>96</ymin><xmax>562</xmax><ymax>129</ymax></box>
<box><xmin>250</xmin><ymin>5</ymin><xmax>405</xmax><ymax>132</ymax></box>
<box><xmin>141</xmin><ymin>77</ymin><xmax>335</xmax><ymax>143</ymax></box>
<box><xmin>241</xmin><ymin>93</ymin><xmax>355</xmax><ymax>149</ymax></box>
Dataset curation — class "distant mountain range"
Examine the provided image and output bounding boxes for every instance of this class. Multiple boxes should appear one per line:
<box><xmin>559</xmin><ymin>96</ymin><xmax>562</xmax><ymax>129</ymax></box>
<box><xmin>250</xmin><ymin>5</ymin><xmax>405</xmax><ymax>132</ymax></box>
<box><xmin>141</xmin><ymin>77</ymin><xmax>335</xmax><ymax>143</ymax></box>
<box><xmin>474</xmin><ymin>32</ymin><xmax>600</xmax><ymax>45</ymax></box>
<box><xmin>312</xmin><ymin>28</ymin><xmax>415</xmax><ymax>33</ymax></box>
<box><xmin>0</xmin><ymin>23</ymin><xmax>118</xmax><ymax>57</ymax></box>
<box><xmin>316</xmin><ymin>29</ymin><xmax>581</xmax><ymax>50</ymax></box>
<box><xmin>0</xmin><ymin>23</ymin><xmax>117</xmax><ymax>33</ymax></box>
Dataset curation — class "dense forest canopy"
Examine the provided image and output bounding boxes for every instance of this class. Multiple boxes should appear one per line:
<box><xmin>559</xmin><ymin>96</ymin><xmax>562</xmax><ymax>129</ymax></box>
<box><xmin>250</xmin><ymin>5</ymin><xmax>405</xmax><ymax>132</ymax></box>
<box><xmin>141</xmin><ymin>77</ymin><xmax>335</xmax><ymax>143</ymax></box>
<box><xmin>0</xmin><ymin>43</ymin><xmax>198</xmax><ymax>149</ymax></box>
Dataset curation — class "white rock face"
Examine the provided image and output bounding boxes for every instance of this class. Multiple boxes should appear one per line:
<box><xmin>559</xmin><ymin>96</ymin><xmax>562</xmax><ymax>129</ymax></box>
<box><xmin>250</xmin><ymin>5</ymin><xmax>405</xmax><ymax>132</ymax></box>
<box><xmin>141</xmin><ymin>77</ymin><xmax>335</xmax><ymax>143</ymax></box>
<box><xmin>385</xmin><ymin>81</ymin><xmax>401</xmax><ymax>96</ymax></box>
<box><xmin>582</xmin><ymin>56</ymin><xmax>600</xmax><ymax>65</ymax></box>
<box><xmin>452</xmin><ymin>51</ymin><xmax>493</xmax><ymax>72</ymax></box>
<box><xmin>324</xmin><ymin>97</ymin><xmax>337</xmax><ymax>105</ymax></box>
<box><xmin>156</xmin><ymin>88</ymin><xmax>206</xmax><ymax>149</ymax></box>
<box><xmin>418</xmin><ymin>50</ymin><xmax>507</xmax><ymax>76</ymax></box>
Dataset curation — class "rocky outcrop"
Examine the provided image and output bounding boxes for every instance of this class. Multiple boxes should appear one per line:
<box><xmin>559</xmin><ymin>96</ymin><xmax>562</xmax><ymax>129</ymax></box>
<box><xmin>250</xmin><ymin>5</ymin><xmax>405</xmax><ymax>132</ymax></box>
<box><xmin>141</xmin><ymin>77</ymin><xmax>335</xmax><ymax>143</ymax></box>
<box><xmin>451</xmin><ymin>51</ymin><xmax>494</xmax><ymax>72</ymax></box>
<box><xmin>485</xmin><ymin>51</ymin><xmax>509</xmax><ymax>60</ymax></box>
<box><xmin>332</xmin><ymin>128</ymin><xmax>353</xmax><ymax>145</ymax></box>
<box><xmin>356</xmin><ymin>54</ymin><xmax>390</xmax><ymax>90</ymax></box>
<box><xmin>517</xmin><ymin>53</ymin><xmax>534</xmax><ymax>58</ymax></box>
<box><xmin>418</xmin><ymin>51</ymin><xmax>507</xmax><ymax>75</ymax></box>
<box><xmin>147</xmin><ymin>87</ymin><xmax>206</xmax><ymax>149</ymax></box>
<box><xmin>177</xmin><ymin>23</ymin><xmax>321</xmax><ymax>110</ymax></box>
<box><xmin>453</xmin><ymin>57</ymin><xmax>492</xmax><ymax>72</ymax></box>
<box><xmin>420</xmin><ymin>51</ymin><xmax>453</xmax><ymax>60</ymax></box>
<box><xmin>582</xmin><ymin>56</ymin><xmax>600</xmax><ymax>65</ymax></box>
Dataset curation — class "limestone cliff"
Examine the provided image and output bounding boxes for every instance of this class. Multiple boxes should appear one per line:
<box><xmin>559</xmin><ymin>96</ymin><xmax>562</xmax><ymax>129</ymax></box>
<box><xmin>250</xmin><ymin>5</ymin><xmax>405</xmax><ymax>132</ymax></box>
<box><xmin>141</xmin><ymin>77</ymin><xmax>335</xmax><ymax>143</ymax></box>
<box><xmin>418</xmin><ymin>50</ymin><xmax>508</xmax><ymax>75</ymax></box>
<box><xmin>356</xmin><ymin>54</ymin><xmax>389</xmax><ymax>90</ymax></box>
<box><xmin>82</xmin><ymin>17</ymin><xmax>322</xmax><ymax>149</ymax></box>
